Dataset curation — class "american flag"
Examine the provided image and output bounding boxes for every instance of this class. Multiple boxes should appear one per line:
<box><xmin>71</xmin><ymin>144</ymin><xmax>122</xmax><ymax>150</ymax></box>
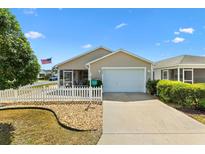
<box><xmin>41</xmin><ymin>58</ymin><xmax>52</xmax><ymax>64</ymax></box>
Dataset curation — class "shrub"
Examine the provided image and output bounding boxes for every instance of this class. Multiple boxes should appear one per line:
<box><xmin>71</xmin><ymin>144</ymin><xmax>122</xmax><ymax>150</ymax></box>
<box><xmin>157</xmin><ymin>80</ymin><xmax>205</xmax><ymax>109</ymax></box>
<box><xmin>199</xmin><ymin>98</ymin><xmax>205</xmax><ymax>110</ymax></box>
<box><xmin>146</xmin><ymin>79</ymin><xmax>159</xmax><ymax>95</ymax></box>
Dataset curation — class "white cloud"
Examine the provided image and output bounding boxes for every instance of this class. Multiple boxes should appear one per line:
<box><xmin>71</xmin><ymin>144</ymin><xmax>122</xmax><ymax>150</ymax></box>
<box><xmin>172</xmin><ymin>37</ymin><xmax>185</xmax><ymax>43</ymax></box>
<box><xmin>115</xmin><ymin>23</ymin><xmax>128</xmax><ymax>29</ymax></box>
<box><xmin>25</xmin><ymin>31</ymin><xmax>45</xmax><ymax>39</ymax></box>
<box><xmin>179</xmin><ymin>27</ymin><xmax>194</xmax><ymax>34</ymax></box>
<box><xmin>155</xmin><ymin>43</ymin><xmax>161</xmax><ymax>46</ymax></box>
<box><xmin>174</xmin><ymin>31</ymin><xmax>180</xmax><ymax>35</ymax></box>
<box><xmin>82</xmin><ymin>44</ymin><xmax>92</xmax><ymax>49</ymax></box>
<box><xmin>23</xmin><ymin>9</ymin><xmax>37</xmax><ymax>16</ymax></box>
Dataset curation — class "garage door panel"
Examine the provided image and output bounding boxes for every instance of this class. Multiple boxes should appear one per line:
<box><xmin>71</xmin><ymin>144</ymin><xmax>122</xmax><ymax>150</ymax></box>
<box><xmin>102</xmin><ymin>68</ymin><xmax>145</xmax><ymax>92</ymax></box>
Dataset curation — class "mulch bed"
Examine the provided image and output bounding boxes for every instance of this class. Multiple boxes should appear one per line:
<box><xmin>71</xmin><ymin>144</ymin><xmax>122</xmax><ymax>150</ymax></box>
<box><xmin>0</xmin><ymin>102</ymin><xmax>102</xmax><ymax>131</ymax></box>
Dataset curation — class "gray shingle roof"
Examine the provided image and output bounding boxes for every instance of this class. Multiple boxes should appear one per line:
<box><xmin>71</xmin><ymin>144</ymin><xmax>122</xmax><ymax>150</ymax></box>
<box><xmin>154</xmin><ymin>55</ymin><xmax>205</xmax><ymax>68</ymax></box>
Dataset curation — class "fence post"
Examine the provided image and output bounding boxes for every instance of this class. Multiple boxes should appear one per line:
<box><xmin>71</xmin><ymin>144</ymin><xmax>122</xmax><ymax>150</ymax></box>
<box><xmin>14</xmin><ymin>89</ymin><xmax>18</xmax><ymax>103</ymax></box>
<box><xmin>72</xmin><ymin>85</ymin><xmax>74</xmax><ymax>101</ymax></box>
<box><xmin>89</xmin><ymin>86</ymin><xmax>92</xmax><ymax>101</ymax></box>
<box><xmin>101</xmin><ymin>85</ymin><xmax>103</xmax><ymax>101</ymax></box>
<box><xmin>43</xmin><ymin>86</ymin><xmax>45</xmax><ymax>102</ymax></box>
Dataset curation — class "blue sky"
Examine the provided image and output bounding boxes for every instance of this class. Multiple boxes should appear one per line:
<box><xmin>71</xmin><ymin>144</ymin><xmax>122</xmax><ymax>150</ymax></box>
<box><xmin>11</xmin><ymin>8</ymin><xmax>205</xmax><ymax>70</ymax></box>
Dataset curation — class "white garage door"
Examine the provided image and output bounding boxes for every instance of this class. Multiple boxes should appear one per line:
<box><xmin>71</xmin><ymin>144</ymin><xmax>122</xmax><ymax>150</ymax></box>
<box><xmin>102</xmin><ymin>68</ymin><xmax>146</xmax><ymax>92</ymax></box>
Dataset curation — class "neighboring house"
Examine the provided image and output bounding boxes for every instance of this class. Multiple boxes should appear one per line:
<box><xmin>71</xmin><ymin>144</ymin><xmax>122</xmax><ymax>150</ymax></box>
<box><xmin>37</xmin><ymin>69</ymin><xmax>52</xmax><ymax>80</ymax></box>
<box><xmin>55</xmin><ymin>46</ymin><xmax>153</xmax><ymax>92</ymax></box>
<box><xmin>154</xmin><ymin>55</ymin><xmax>205</xmax><ymax>83</ymax></box>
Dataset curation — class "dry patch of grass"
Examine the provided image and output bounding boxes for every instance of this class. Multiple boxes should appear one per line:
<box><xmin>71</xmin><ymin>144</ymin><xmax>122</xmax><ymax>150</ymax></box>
<box><xmin>2</xmin><ymin>102</ymin><xmax>102</xmax><ymax>130</ymax></box>
<box><xmin>0</xmin><ymin>109</ymin><xmax>101</xmax><ymax>145</ymax></box>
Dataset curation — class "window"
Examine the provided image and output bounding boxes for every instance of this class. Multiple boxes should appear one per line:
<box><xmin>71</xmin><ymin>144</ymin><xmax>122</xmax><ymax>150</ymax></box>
<box><xmin>162</xmin><ymin>70</ymin><xmax>168</xmax><ymax>80</ymax></box>
<box><xmin>183</xmin><ymin>68</ymin><xmax>193</xmax><ymax>83</ymax></box>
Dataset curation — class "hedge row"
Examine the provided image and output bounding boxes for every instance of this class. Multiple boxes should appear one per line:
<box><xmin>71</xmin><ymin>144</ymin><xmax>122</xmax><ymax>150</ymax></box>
<box><xmin>156</xmin><ymin>80</ymin><xmax>205</xmax><ymax>109</ymax></box>
<box><xmin>146</xmin><ymin>79</ymin><xmax>159</xmax><ymax>95</ymax></box>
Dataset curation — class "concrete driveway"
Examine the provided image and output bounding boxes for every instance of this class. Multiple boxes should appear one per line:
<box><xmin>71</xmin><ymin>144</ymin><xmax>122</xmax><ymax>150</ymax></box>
<box><xmin>98</xmin><ymin>93</ymin><xmax>205</xmax><ymax>144</ymax></box>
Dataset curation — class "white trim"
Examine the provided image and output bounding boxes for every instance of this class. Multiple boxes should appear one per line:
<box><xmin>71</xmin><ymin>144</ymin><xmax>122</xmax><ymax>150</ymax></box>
<box><xmin>58</xmin><ymin>69</ymin><xmax>60</xmax><ymax>87</ymax></box>
<box><xmin>101</xmin><ymin>67</ymin><xmax>146</xmax><ymax>93</ymax></box>
<box><xmin>86</xmin><ymin>49</ymin><xmax>153</xmax><ymax>66</ymax></box>
<box><xmin>162</xmin><ymin>70</ymin><xmax>169</xmax><ymax>80</ymax></box>
<box><xmin>177</xmin><ymin>67</ymin><xmax>180</xmax><ymax>81</ymax></box>
<box><xmin>182</xmin><ymin>68</ymin><xmax>184</xmax><ymax>82</ymax></box>
<box><xmin>183</xmin><ymin>68</ymin><xmax>193</xmax><ymax>83</ymax></box>
<box><xmin>153</xmin><ymin>65</ymin><xmax>179</xmax><ymax>69</ymax></box>
<box><xmin>192</xmin><ymin>68</ymin><xmax>194</xmax><ymax>84</ymax></box>
<box><xmin>63</xmin><ymin>70</ymin><xmax>73</xmax><ymax>86</ymax></box>
<box><xmin>101</xmin><ymin>67</ymin><xmax>146</xmax><ymax>69</ymax></box>
<box><xmin>72</xmin><ymin>70</ymin><xmax>74</xmax><ymax>86</ymax></box>
<box><xmin>55</xmin><ymin>46</ymin><xmax>113</xmax><ymax>67</ymax></box>
<box><xmin>178</xmin><ymin>64</ymin><xmax>205</xmax><ymax>68</ymax></box>
<box><xmin>155</xmin><ymin>64</ymin><xmax>205</xmax><ymax>70</ymax></box>
<box><xmin>151</xmin><ymin>64</ymin><xmax>153</xmax><ymax>80</ymax></box>
<box><xmin>179</xmin><ymin>64</ymin><xmax>205</xmax><ymax>65</ymax></box>
<box><xmin>88</xmin><ymin>64</ymin><xmax>91</xmax><ymax>87</ymax></box>
<box><xmin>144</xmin><ymin>67</ymin><xmax>147</xmax><ymax>93</ymax></box>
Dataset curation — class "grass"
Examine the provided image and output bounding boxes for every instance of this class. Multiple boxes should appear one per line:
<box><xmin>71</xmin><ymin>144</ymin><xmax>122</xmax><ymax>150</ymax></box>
<box><xmin>194</xmin><ymin>83</ymin><xmax>205</xmax><ymax>87</ymax></box>
<box><xmin>189</xmin><ymin>114</ymin><xmax>205</xmax><ymax>125</ymax></box>
<box><xmin>31</xmin><ymin>83</ymin><xmax>57</xmax><ymax>88</ymax></box>
<box><xmin>37</xmin><ymin>80</ymin><xmax>49</xmax><ymax>82</ymax></box>
<box><xmin>159</xmin><ymin>82</ymin><xmax>205</xmax><ymax>125</ymax></box>
<box><xmin>0</xmin><ymin>109</ymin><xmax>101</xmax><ymax>145</ymax></box>
<box><xmin>166</xmin><ymin>102</ymin><xmax>205</xmax><ymax>125</ymax></box>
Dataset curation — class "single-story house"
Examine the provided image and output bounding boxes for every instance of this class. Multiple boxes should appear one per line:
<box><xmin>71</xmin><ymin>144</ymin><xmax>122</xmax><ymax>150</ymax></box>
<box><xmin>55</xmin><ymin>46</ymin><xmax>153</xmax><ymax>92</ymax></box>
<box><xmin>154</xmin><ymin>55</ymin><xmax>205</xmax><ymax>83</ymax></box>
<box><xmin>37</xmin><ymin>69</ymin><xmax>52</xmax><ymax>80</ymax></box>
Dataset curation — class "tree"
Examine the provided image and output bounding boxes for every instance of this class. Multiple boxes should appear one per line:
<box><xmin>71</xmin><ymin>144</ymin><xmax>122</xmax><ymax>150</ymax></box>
<box><xmin>0</xmin><ymin>9</ymin><xmax>40</xmax><ymax>90</ymax></box>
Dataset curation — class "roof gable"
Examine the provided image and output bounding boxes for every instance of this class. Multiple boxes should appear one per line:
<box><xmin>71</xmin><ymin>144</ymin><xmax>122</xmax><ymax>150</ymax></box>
<box><xmin>154</xmin><ymin>55</ymin><xmax>205</xmax><ymax>69</ymax></box>
<box><xmin>86</xmin><ymin>49</ymin><xmax>153</xmax><ymax>65</ymax></box>
<box><xmin>56</xmin><ymin>46</ymin><xmax>113</xmax><ymax>67</ymax></box>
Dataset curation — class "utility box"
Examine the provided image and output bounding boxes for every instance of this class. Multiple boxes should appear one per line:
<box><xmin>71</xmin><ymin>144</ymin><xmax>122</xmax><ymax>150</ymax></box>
<box><xmin>91</xmin><ymin>80</ymin><xmax>98</xmax><ymax>87</ymax></box>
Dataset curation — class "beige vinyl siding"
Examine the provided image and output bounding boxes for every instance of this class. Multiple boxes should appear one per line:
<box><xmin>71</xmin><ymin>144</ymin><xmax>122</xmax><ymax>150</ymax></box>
<box><xmin>89</xmin><ymin>51</ymin><xmax>152</xmax><ymax>81</ymax></box>
<box><xmin>154</xmin><ymin>69</ymin><xmax>162</xmax><ymax>80</ymax></box>
<box><xmin>58</xmin><ymin>48</ymin><xmax>111</xmax><ymax>70</ymax></box>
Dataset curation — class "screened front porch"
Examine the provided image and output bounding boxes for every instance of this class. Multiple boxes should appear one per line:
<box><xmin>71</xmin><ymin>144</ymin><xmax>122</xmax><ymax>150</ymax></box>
<box><xmin>161</xmin><ymin>68</ymin><xmax>205</xmax><ymax>84</ymax></box>
<box><xmin>58</xmin><ymin>69</ymin><xmax>89</xmax><ymax>87</ymax></box>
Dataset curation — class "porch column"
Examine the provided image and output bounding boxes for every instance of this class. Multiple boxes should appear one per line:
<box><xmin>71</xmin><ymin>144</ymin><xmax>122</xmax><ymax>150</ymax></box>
<box><xmin>167</xmin><ymin>69</ymin><xmax>169</xmax><ymax>80</ymax></box>
<box><xmin>192</xmin><ymin>68</ymin><xmax>194</xmax><ymax>84</ymax></box>
<box><xmin>58</xmin><ymin>69</ymin><xmax>60</xmax><ymax>87</ymax></box>
<box><xmin>177</xmin><ymin>67</ymin><xmax>180</xmax><ymax>81</ymax></box>
<box><xmin>88</xmin><ymin>64</ymin><xmax>92</xmax><ymax>87</ymax></box>
<box><xmin>151</xmin><ymin>65</ymin><xmax>153</xmax><ymax>80</ymax></box>
<box><xmin>182</xmin><ymin>68</ymin><xmax>184</xmax><ymax>83</ymax></box>
<box><xmin>72</xmin><ymin>70</ymin><xmax>74</xmax><ymax>86</ymax></box>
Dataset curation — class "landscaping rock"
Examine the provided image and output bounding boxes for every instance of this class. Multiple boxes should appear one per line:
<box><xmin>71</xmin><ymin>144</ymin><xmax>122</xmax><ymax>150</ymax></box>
<box><xmin>0</xmin><ymin>102</ymin><xmax>102</xmax><ymax>131</ymax></box>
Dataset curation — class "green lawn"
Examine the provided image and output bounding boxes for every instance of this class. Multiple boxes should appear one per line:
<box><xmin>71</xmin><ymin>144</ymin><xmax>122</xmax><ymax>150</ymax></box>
<box><xmin>189</xmin><ymin>114</ymin><xmax>205</xmax><ymax>125</ymax></box>
<box><xmin>194</xmin><ymin>83</ymin><xmax>205</xmax><ymax>86</ymax></box>
<box><xmin>166</xmin><ymin>103</ymin><xmax>205</xmax><ymax>125</ymax></box>
<box><xmin>0</xmin><ymin>109</ymin><xmax>101</xmax><ymax>145</ymax></box>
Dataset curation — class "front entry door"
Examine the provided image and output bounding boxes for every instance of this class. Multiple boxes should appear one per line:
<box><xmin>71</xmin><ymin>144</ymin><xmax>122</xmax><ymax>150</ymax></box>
<box><xmin>63</xmin><ymin>71</ymin><xmax>73</xmax><ymax>87</ymax></box>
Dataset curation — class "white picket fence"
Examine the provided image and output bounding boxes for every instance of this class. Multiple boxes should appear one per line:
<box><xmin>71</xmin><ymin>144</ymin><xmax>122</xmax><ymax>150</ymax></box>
<box><xmin>20</xmin><ymin>81</ymin><xmax>58</xmax><ymax>89</ymax></box>
<box><xmin>0</xmin><ymin>86</ymin><xmax>103</xmax><ymax>103</ymax></box>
